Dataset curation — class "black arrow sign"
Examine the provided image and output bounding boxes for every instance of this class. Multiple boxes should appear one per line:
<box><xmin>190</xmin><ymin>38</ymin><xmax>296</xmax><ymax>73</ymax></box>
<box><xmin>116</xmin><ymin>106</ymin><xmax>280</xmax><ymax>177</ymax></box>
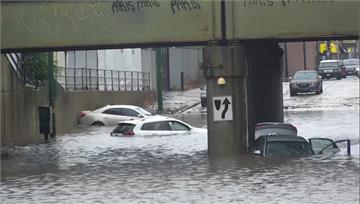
<box><xmin>221</xmin><ymin>98</ymin><xmax>231</xmax><ymax>119</ymax></box>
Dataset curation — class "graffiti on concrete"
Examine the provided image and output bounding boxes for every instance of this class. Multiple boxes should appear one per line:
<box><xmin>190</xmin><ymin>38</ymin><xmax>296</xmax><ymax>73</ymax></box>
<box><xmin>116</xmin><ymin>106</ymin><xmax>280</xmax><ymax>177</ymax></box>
<box><xmin>111</xmin><ymin>0</ymin><xmax>201</xmax><ymax>14</ymax></box>
<box><xmin>170</xmin><ymin>0</ymin><xmax>201</xmax><ymax>14</ymax></box>
<box><xmin>112</xmin><ymin>0</ymin><xmax>160</xmax><ymax>13</ymax></box>
<box><xmin>242</xmin><ymin>0</ymin><xmax>335</xmax><ymax>7</ymax></box>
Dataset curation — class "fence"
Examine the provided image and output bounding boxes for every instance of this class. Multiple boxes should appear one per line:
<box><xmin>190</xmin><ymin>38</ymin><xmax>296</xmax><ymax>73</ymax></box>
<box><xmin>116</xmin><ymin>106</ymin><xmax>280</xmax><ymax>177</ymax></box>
<box><xmin>56</xmin><ymin>67</ymin><xmax>151</xmax><ymax>91</ymax></box>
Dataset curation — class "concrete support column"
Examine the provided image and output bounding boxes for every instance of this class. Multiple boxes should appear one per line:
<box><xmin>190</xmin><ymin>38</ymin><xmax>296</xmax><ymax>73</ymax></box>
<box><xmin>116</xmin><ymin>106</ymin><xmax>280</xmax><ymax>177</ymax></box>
<box><xmin>245</xmin><ymin>41</ymin><xmax>284</xmax><ymax>146</ymax></box>
<box><xmin>204</xmin><ymin>46</ymin><xmax>247</xmax><ymax>156</ymax></box>
<box><xmin>204</xmin><ymin>41</ymin><xmax>284</xmax><ymax>157</ymax></box>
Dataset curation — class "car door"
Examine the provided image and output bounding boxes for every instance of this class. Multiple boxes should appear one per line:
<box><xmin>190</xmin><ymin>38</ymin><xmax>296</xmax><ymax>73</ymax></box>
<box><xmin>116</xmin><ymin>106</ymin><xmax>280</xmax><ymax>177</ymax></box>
<box><xmin>102</xmin><ymin>108</ymin><xmax>124</xmax><ymax>125</ymax></box>
<box><xmin>169</xmin><ymin>121</ymin><xmax>191</xmax><ymax>135</ymax></box>
<box><xmin>308</xmin><ymin>138</ymin><xmax>351</xmax><ymax>155</ymax></box>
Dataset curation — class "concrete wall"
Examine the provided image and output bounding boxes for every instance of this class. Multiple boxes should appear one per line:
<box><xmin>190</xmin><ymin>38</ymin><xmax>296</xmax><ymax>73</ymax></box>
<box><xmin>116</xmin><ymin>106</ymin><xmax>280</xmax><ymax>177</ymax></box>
<box><xmin>286</xmin><ymin>42</ymin><xmax>318</xmax><ymax>77</ymax></box>
<box><xmin>1</xmin><ymin>56</ymin><xmax>48</xmax><ymax>146</ymax></box>
<box><xmin>55</xmin><ymin>88</ymin><xmax>155</xmax><ymax>133</ymax></box>
<box><xmin>1</xmin><ymin>55</ymin><xmax>155</xmax><ymax>147</ymax></box>
<box><xmin>169</xmin><ymin>47</ymin><xmax>203</xmax><ymax>90</ymax></box>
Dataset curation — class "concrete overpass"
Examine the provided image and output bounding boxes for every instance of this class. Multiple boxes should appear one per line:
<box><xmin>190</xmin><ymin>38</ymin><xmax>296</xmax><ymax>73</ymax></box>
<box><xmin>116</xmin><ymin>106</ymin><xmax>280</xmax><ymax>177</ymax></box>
<box><xmin>1</xmin><ymin>0</ymin><xmax>359</xmax><ymax>156</ymax></box>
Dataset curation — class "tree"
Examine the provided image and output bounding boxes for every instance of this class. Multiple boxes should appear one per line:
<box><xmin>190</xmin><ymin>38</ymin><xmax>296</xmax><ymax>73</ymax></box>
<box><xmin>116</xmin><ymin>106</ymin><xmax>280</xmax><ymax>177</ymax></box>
<box><xmin>21</xmin><ymin>53</ymin><xmax>56</xmax><ymax>89</ymax></box>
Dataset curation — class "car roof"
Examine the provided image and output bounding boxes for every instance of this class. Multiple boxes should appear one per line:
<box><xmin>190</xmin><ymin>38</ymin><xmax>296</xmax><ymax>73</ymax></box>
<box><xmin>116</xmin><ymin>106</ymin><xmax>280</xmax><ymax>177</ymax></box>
<box><xmin>295</xmin><ymin>70</ymin><xmax>317</xmax><ymax>73</ymax></box>
<box><xmin>93</xmin><ymin>104</ymin><xmax>144</xmax><ymax>112</ymax></box>
<box><xmin>262</xmin><ymin>134</ymin><xmax>308</xmax><ymax>142</ymax></box>
<box><xmin>101</xmin><ymin>105</ymin><xmax>141</xmax><ymax>109</ymax></box>
<box><xmin>118</xmin><ymin>116</ymin><xmax>186</xmax><ymax>125</ymax></box>
<box><xmin>320</xmin><ymin>60</ymin><xmax>339</xmax><ymax>62</ymax></box>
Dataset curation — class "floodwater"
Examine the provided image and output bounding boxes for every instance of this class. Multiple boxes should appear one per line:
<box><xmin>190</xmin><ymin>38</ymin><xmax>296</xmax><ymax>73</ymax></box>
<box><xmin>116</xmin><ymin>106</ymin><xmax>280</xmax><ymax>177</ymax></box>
<box><xmin>1</xmin><ymin>78</ymin><xmax>359</xmax><ymax>203</ymax></box>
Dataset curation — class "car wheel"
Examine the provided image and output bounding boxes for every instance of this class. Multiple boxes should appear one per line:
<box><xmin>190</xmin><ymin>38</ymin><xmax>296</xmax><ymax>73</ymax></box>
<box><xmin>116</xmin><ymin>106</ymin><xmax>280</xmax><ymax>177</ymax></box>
<box><xmin>290</xmin><ymin>91</ymin><xmax>297</xmax><ymax>96</ymax></box>
<box><xmin>336</xmin><ymin>76</ymin><xmax>341</xmax><ymax>80</ymax></box>
<box><xmin>320</xmin><ymin>86</ymin><xmax>323</xmax><ymax>93</ymax></box>
<box><xmin>91</xmin><ymin>121</ymin><xmax>105</xmax><ymax>126</ymax></box>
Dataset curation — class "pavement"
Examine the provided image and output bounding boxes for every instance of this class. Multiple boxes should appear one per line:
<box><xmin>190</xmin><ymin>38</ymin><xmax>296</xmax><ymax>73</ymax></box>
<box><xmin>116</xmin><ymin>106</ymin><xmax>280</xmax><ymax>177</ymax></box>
<box><xmin>148</xmin><ymin>88</ymin><xmax>203</xmax><ymax>114</ymax></box>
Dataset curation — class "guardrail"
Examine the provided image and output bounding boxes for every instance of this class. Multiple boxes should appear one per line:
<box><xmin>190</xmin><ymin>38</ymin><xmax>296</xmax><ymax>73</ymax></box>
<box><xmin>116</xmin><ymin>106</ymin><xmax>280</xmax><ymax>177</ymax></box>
<box><xmin>56</xmin><ymin>67</ymin><xmax>151</xmax><ymax>91</ymax></box>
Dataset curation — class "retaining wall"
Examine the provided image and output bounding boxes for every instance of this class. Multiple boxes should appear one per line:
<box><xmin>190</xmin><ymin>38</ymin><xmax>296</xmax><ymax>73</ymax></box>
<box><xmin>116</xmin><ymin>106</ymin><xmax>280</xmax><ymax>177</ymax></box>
<box><xmin>1</xmin><ymin>56</ymin><xmax>155</xmax><ymax>147</ymax></box>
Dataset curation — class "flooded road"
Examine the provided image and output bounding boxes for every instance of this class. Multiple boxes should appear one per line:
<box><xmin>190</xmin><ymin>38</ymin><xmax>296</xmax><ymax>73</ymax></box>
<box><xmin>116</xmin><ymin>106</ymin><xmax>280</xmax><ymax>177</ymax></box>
<box><xmin>1</xmin><ymin>78</ymin><xmax>359</xmax><ymax>203</ymax></box>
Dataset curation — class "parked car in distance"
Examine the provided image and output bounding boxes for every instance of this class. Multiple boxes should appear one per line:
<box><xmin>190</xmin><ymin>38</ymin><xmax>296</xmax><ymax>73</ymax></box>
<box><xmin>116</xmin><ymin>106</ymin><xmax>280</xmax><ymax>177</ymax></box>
<box><xmin>80</xmin><ymin>105</ymin><xmax>154</xmax><ymax>126</ymax></box>
<box><xmin>110</xmin><ymin>117</ymin><xmax>206</xmax><ymax>137</ymax></box>
<box><xmin>249</xmin><ymin>122</ymin><xmax>351</xmax><ymax>157</ymax></box>
<box><xmin>289</xmin><ymin>70</ymin><xmax>323</xmax><ymax>96</ymax></box>
<box><xmin>343</xmin><ymin>58</ymin><xmax>359</xmax><ymax>76</ymax></box>
<box><xmin>317</xmin><ymin>59</ymin><xmax>346</xmax><ymax>80</ymax></box>
<box><xmin>200</xmin><ymin>85</ymin><xmax>207</xmax><ymax>107</ymax></box>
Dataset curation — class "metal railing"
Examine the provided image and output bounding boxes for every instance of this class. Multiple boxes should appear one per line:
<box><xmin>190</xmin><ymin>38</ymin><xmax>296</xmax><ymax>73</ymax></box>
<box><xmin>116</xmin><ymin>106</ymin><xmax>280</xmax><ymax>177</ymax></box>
<box><xmin>56</xmin><ymin>67</ymin><xmax>151</xmax><ymax>91</ymax></box>
<box><xmin>5</xmin><ymin>53</ymin><xmax>24</xmax><ymax>81</ymax></box>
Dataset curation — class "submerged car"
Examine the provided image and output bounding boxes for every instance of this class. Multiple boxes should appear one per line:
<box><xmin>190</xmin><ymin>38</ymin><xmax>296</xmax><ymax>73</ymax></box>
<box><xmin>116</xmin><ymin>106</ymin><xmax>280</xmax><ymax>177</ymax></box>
<box><xmin>289</xmin><ymin>70</ymin><xmax>323</xmax><ymax>96</ymax></box>
<box><xmin>80</xmin><ymin>105</ymin><xmax>154</xmax><ymax>126</ymax></box>
<box><xmin>343</xmin><ymin>58</ymin><xmax>359</xmax><ymax>76</ymax></box>
<box><xmin>249</xmin><ymin>122</ymin><xmax>351</xmax><ymax>157</ymax></box>
<box><xmin>317</xmin><ymin>59</ymin><xmax>346</xmax><ymax>80</ymax></box>
<box><xmin>110</xmin><ymin>117</ymin><xmax>206</xmax><ymax>137</ymax></box>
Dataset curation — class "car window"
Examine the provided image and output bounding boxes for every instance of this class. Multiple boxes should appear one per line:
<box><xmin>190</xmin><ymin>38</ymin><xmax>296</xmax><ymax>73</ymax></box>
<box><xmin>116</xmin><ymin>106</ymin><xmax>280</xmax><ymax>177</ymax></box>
<box><xmin>141</xmin><ymin>121</ymin><xmax>171</xmax><ymax>131</ymax></box>
<box><xmin>103</xmin><ymin>108</ymin><xmax>121</xmax><ymax>115</ymax></box>
<box><xmin>134</xmin><ymin>107</ymin><xmax>152</xmax><ymax>116</ymax></box>
<box><xmin>319</xmin><ymin>62</ymin><xmax>338</xmax><ymax>69</ymax></box>
<box><xmin>293</xmin><ymin>72</ymin><xmax>317</xmax><ymax>80</ymax></box>
<box><xmin>309</xmin><ymin>138</ymin><xmax>338</xmax><ymax>154</ymax></box>
<box><xmin>249</xmin><ymin>136</ymin><xmax>265</xmax><ymax>154</ymax></box>
<box><xmin>119</xmin><ymin>108</ymin><xmax>139</xmax><ymax>117</ymax></box>
<box><xmin>343</xmin><ymin>59</ymin><xmax>359</xmax><ymax>65</ymax></box>
<box><xmin>112</xmin><ymin>123</ymin><xmax>135</xmax><ymax>134</ymax></box>
<box><xmin>169</xmin><ymin>121</ymin><xmax>190</xmax><ymax>131</ymax></box>
<box><xmin>265</xmin><ymin>141</ymin><xmax>313</xmax><ymax>156</ymax></box>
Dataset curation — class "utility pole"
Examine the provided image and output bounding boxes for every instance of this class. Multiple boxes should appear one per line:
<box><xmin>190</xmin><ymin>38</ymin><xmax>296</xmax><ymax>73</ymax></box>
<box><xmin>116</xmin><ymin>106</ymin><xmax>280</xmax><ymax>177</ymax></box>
<box><xmin>155</xmin><ymin>48</ymin><xmax>163</xmax><ymax>112</ymax></box>
<box><xmin>48</xmin><ymin>52</ymin><xmax>56</xmax><ymax>138</ymax></box>
<box><xmin>303</xmin><ymin>42</ymin><xmax>307</xmax><ymax>70</ymax></box>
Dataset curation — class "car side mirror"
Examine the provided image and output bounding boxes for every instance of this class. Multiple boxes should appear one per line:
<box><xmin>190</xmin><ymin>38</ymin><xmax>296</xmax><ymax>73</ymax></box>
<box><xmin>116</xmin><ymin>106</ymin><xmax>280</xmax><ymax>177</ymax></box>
<box><xmin>137</xmin><ymin>114</ymin><xmax>144</xmax><ymax>118</ymax></box>
<box><xmin>253</xmin><ymin>150</ymin><xmax>261</xmax><ymax>155</ymax></box>
<box><xmin>318</xmin><ymin>76</ymin><xmax>322</xmax><ymax>80</ymax></box>
<box><xmin>288</xmin><ymin>77</ymin><xmax>293</xmax><ymax>81</ymax></box>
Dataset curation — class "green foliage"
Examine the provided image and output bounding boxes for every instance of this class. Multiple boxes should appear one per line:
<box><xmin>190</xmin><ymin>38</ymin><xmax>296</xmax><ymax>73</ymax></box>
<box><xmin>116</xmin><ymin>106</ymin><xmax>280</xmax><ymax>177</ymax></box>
<box><xmin>21</xmin><ymin>53</ymin><xmax>56</xmax><ymax>88</ymax></box>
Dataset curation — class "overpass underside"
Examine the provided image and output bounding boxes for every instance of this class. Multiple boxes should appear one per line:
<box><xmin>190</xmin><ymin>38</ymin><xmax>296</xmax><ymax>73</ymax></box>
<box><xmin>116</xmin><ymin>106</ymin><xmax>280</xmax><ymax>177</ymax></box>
<box><xmin>1</xmin><ymin>0</ymin><xmax>359</xmax><ymax>156</ymax></box>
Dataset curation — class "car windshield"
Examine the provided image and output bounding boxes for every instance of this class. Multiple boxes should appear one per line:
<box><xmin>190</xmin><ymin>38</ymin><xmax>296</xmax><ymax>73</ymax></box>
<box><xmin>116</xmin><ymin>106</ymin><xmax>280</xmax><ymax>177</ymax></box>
<box><xmin>319</xmin><ymin>62</ymin><xmax>338</xmax><ymax>69</ymax></box>
<box><xmin>293</xmin><ymin>72</ymin><xmax>317</xmax><ymax>80</ymax></box>
<box><xmin>134</xmin><ymin>107</ymin><xmax>152</xmax><ymax>116</ymax></box>
<box><xmin>343</xmin><ymin>59</ymin><xmax>359</xmax><ymax>66</ymax></box>
<box><xmin>266</xmin><ymin>141</ymin><xmax>313</xmax><ymax>156</ymax></box>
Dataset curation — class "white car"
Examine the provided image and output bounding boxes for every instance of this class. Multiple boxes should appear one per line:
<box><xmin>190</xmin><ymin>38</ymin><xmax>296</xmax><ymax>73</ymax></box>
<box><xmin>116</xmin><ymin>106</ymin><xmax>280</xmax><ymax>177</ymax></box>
<box><xmin>110</xmin><ymin>117</ymin><xmax>207</xmax><ymax>137</ymax></box>
<box><xmin>80</xmin><ymin>105</ymin><xmax>154</xmax><ymax>126</ymax></box>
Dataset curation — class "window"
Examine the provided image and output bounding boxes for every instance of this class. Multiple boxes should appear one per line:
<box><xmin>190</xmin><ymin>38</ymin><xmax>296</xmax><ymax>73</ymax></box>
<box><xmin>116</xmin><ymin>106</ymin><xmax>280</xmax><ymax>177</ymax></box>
<box><xmin>249</xmin><ymin>137</ymin><xmax>265</xmax><ymax>154</ymax></box>
<box><xmin>265</xmin><ymin>141</ymin><xmax>313</xmax><ymax>156</ymax></box>
<box><xmin>103</xmin><ymin>108</ymin><xmax>120</xmax><ymax>115</ymax></box>
<box><xmin>112</xmin><ymin>123</ymin><xmax>135</xmax><ymax>134</ymax></box>
<box><xmin>169</xmin><ymin>121</ymin><xmax>190</xmax><ymax>131</ymax></box>
<box><xmin>141</xmin><ymin>122</ymin><xmax>171</xmax><ymax>131</ymax></box>
<box><xmin>119</xmin><ymin>108</ymin><xmax>139</xmax><ymax>117</ymax></box>
<box><xmin>103</xmin><ymin>108</ymin><xmax>139</xmax><ymax>117</ymax></box>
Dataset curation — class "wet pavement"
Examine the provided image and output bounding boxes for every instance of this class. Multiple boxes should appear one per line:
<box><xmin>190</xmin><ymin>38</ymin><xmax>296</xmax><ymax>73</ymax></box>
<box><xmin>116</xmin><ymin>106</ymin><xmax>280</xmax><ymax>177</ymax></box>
<box><xmin>1</xmin><ymin>77</ymin><xmax>359</xmax><ymax>203</ymax></box>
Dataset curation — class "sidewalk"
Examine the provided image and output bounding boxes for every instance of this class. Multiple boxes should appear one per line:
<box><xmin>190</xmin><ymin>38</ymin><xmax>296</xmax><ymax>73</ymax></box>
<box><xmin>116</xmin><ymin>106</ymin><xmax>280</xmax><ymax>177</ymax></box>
<box><xmin>149</xmin><ymin>88</ymin><xmax>203</xmax><ymax>114</ymax></box>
